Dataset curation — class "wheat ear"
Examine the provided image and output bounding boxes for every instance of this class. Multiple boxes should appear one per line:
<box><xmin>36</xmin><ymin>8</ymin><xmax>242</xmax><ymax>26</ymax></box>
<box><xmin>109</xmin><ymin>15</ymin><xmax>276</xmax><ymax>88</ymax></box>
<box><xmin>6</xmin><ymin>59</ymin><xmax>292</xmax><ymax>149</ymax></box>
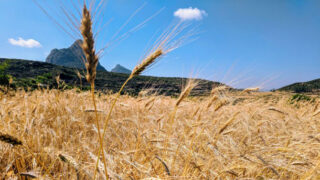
<box><xmin>59</xmin><ymin>153</ymin><xmax>82</xmax><ymax>179</ymax></box>
<box><xmin>55</xmin><ymin>74</ymin><xmax>60</xmax><ymax>89</ymax></box>
<box><xmin>168</xmin><ymin>80</ymin><xmax>198</xmax><ymax>126</ymax></box>
<box><xmin>241</xmin><ymin>87</ymin><xmax>260</xmax><ymax>94</ymax></box>
<box><xmin>130</xmin><ymin>49</ymin><xmax>163</xmax><ymax>79</ymax></box>
<box><xmin>175</xmin><ymin>80</ymin><xmax>197</xmax><ymax>107</ymax></box>
<box><xmin>81</xmin><ymin>5</ymin><xmax>98</xmax><ymax>84</ymax></box>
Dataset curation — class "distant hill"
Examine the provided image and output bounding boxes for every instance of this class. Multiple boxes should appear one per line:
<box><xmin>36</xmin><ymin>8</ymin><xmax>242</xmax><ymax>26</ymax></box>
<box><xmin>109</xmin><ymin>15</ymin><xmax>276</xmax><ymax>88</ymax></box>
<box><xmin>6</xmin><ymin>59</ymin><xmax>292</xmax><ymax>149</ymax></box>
<box><xmin>0</xmin><ymin>58</ymin><xmax>224</xmax><ymax>96</ymax></box>
<box><xmin>278</xmin><ymin>78</ymin><xmax>320</xmax><ymax>93</ymax></box>
<box><xmin>111</xmin><ymin>64</ymin><xmax>131</xmax><ymax>74</ymax></box>
<box><xmin>46</xmin><ymin>40</ymin><xmax>107</xmax><ymax>71</ymax></box>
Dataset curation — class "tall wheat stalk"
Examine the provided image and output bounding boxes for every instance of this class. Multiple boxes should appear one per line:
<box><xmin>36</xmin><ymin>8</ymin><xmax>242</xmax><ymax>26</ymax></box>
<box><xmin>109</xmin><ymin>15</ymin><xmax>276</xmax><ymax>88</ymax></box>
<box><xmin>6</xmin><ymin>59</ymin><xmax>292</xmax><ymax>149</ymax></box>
<box><xmin>76</xmin><ymin>70</ymin><xmax>82</xmax><ymax>90</ymax></box>
<box><xmin>94</xmin><ymin>22</ymin><xmax>187</xmax><ymax>178</ymax></box>
<box><xmin>80</xmin><ymin>4</ymin><xmax>108</xmax><ymax>179</ymax></box>
<box><xmin>165</xmin><ymin>79</ymin><xmax>197</xmax><ymax>161</ymax></box>
<box><xmin>93</xmin><ymin>47</ymin><xmax>164</xmax><ymax>179</ymax></box>
<box><xmin>32</xmin><ymin>1</ymin><xmax>194</xmax><ymax>178</ymax></box>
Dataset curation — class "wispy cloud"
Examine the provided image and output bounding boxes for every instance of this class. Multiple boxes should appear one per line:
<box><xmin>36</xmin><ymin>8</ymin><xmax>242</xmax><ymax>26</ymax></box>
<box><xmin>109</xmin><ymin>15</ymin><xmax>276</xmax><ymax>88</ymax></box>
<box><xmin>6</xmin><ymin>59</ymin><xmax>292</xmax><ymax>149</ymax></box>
<box><xmin>174</xmin><ymin>7</ymin><xmax>207</xmax><ymax>21</ymax></box>
<box><xmin>8</xmin><ymin>37</ymin><xmax>42</xmax><ymax>48</ymax></box>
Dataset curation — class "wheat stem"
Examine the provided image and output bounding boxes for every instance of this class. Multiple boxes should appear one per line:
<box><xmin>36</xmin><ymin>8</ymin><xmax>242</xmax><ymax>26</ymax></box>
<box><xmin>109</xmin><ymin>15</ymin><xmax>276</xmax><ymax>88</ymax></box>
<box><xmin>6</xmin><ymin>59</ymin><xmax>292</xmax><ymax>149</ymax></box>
<box><xmin>93</xmin><ymin>77</ymin><xmax>130</xmax><ymax>179</ymax></box>
<box><xmin>79</xmin><ymin>4</ymin><xmax>108</xmax><ymax>178</ymax></box>
<box><xmin>91</xmin><ymin>83</ymin><xmax>109</xmax><ymax>180</ymax></box>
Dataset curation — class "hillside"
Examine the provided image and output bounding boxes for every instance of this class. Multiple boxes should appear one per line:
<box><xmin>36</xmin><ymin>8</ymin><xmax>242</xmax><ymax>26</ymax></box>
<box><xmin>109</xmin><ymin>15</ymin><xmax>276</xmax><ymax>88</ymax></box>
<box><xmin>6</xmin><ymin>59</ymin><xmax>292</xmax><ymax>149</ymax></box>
<box><xmin>278</xmin><ymin>78</ymin><xmax>320</xmax><ymax>93</ymax></box>
<box><xmin>0</xmin><ymin>58</ymin><xmax>223</xmax><ymax>96</ymax></box>
<box><xmin>46</xmin><ymin>40</ymin><xmax>107</xmax><ymax>71</ymax></box>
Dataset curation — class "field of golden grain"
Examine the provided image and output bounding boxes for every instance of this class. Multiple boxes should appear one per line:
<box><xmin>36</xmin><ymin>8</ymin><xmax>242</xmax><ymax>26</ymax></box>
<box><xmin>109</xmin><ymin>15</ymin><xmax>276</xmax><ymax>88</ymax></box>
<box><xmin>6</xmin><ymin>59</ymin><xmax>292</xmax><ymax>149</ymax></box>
<box><xmin>0</xmin><ymin>89</ymin><xmax>319</xmax><ymax>179</ymax></box>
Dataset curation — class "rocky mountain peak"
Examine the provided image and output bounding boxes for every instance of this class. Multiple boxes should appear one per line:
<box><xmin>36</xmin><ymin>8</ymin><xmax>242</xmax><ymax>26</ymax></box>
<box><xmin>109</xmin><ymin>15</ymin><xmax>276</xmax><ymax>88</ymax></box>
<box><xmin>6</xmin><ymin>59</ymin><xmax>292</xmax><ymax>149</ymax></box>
<box><xmin>46</xmin><ymin>40</ymin><xmax>107</xmax><ymax>71</ymax></box>
<box><xmin>111</xmin><ymin>64</ymin><xmax>131</xmax><ymax>74</ymax></box>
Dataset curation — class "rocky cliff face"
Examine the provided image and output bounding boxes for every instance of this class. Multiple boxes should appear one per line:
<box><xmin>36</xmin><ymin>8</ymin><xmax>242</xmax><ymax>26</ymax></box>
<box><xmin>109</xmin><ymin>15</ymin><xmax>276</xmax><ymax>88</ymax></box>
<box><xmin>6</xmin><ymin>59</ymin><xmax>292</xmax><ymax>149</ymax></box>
<box><xmin>111</xmin><ymin>64</ymin><xmax>131</xmax><ymax>74</ymax></box>
<box><xmin>46</xmin><ymin>40</ymin><xmax>107</xmax><ymax>71</ymax></box>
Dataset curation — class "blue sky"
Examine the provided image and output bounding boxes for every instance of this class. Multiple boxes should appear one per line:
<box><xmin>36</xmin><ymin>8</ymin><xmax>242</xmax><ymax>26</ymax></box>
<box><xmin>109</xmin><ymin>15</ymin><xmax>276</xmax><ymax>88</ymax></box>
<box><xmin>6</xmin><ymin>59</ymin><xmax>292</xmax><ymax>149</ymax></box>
<box><xmin>0</xmin><ymin>0</ymin><xmax>319</xmax><ymax>90</ymax></box>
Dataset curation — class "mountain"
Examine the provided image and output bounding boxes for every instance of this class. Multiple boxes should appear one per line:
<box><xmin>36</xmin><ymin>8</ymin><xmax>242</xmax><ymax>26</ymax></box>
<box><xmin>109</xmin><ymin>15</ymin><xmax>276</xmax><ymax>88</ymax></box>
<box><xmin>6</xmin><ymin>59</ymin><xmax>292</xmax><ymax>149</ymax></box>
<box><xmin>0</xmin><ymin>58</ymin><xmax>224</xmax><ymax>96</ymax></box>
<box><xmin>278</xmin><ymin>78</ymin><xmax>320</xmax><ymax>93</ymax></box>
<box><xmin>111</xmin><ymin>64</ymin><xmax>131</xmax><ymax>74</ymax></box>
<box><xmin>46</xmin><ymin>40</ymin><xmax>107</xmax><ymax>71</ymax></box>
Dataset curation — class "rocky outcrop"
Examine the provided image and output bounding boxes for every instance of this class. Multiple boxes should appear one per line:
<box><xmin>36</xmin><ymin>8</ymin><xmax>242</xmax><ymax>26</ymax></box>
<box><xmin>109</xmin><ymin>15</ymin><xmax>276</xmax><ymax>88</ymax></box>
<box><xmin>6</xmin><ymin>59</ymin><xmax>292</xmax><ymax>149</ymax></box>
<box><xmin>46</xmin><ymin>40</ymin><xmax>107</xmax><ymax>71</ymax></box>
<box><xmin>111</xmin><ymin>64</ymin><xmax>131</xmax><ymax>74</ymax></box>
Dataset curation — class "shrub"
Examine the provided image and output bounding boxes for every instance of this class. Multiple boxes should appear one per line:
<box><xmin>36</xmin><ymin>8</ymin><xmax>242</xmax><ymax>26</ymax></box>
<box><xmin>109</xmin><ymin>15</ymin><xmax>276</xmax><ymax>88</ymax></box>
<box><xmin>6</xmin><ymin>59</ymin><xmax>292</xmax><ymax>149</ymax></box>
<box><xmin>36</xmin><ymin>73</ymin><xmax>53</xmax><ymax>84</ymax></box>
<box><xmin>0</xmin><ymin>75</ymin><xmax>10</xmax><ymax>85</ymax></box>
<box><xmin>290</xmin><ymin>94</ymin><xmax>311</xmax><ymax>102</ymax></box>
<box><xmin>0</xmin><ymin>61</ymin><xmax>9</xmax><ymax>73</ymax></box>
<box><xmin>0</xmin><ymin>61</ymin><xmax>11</xmax><ymax>86</ymax></box>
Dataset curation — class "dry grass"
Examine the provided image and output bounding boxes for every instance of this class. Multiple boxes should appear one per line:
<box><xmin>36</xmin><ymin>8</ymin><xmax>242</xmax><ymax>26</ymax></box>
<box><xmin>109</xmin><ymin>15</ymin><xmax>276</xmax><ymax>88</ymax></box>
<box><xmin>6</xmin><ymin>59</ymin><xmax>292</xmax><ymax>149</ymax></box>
<box><xmin>0</xmin><ymin>89</ymin><xmax>319</xmax><ymax>179</ymax></box>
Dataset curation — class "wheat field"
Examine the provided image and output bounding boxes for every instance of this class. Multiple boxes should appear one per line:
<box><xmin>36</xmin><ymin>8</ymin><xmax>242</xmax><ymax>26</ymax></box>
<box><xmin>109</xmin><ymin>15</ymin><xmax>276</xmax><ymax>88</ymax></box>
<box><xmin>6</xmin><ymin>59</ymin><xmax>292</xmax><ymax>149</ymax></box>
<box><xmin>1</xmin><ymin>1</ymin><xmax>320</xmax><ymax>179</ymax></box>
<box><xmin>0</xmin><ymin>88</ymin><xmax>319</xmax><ymax>179</ymax></box>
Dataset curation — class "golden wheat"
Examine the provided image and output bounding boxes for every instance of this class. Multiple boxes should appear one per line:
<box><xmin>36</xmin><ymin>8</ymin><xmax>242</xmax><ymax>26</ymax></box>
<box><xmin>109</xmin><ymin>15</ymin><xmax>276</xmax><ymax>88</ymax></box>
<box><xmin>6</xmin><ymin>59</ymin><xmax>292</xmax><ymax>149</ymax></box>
<box><xmin>81</xmin><ymin>5</ymin><xmax>98</xmax><ymax>85</ymax></box>
<box><xmin>0</xmin><ymin>89</ymin><xmax>320</xmax><ymax>179</ymax></box>
<box><xmin>130</xmin><ymin>49</ymin><xmax>163</xmax><ymax>78</ymax></box>
<box><xmin>6</xmin><ymin>1</ymin><xmax>320</xmax><ymax>179</ymax></box>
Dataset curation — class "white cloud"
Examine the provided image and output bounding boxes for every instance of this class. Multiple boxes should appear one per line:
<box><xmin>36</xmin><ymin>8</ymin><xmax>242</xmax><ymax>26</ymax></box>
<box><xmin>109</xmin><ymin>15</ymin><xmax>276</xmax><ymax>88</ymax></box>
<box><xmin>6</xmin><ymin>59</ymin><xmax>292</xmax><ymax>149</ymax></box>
<box><xmin>174</xmin><ymin>7</ymin><xmax>207</xmax><ymax>21</ymax></box>
<box><xmin>8</xmin><ymin>37</ymin><xmax>42</xmax><ymax>48</ymax></box>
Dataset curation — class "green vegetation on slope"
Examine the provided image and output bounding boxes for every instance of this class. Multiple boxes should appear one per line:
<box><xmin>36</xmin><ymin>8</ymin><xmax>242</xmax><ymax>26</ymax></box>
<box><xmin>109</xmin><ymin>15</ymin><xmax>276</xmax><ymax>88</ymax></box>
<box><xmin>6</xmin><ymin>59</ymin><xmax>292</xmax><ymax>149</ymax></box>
<box><xmin>0</xmin><ymin>60</ymin><xmax>11</xmax><ymax>86</ymax></box>
<box><xmin>278</xmin><ymin>79</ymin><xmax>320</xmax><ymax>93</ymax></box>
<box><xmin>0</xmin><ymin>58</ymin><xmax>222</xmax><ymax>96</ymax></box>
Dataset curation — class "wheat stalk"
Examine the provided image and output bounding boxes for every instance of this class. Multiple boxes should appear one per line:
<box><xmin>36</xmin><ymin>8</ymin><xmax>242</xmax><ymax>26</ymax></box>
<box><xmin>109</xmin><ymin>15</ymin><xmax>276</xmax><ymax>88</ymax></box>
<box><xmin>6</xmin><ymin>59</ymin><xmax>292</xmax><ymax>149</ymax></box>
<box><xmin>241</xmin><ymin>87</ymin><xmax>260</xmax><ymax>94</ymax></box>
<box><xmin>164</xmin><ymin>79</ymin><xmax>198</xmax><ymax>158</ymax></box>
<box><xmin>80</xmin><ymin>4</ymin><xmax>108</xmax><ymax>179</ymax></box>
<box><xmin>94</xmin><ymin>48</ymin><xmax>165</xmax><ymax>179</ymax></box>
<box><xmin>94</xmin><ymin>23</ymin><xmax>186</xmax><ymax>176</ymax></box>
<box><xmin>55</xmin><ymin>74</ymin><xmax>60</xmax><ymax>89</ymax></box>
<box><xmin>268</xmin><ymin>107</ymin><xmax>287</xmax><ymax>114</ymax></box>
<box><xmin>155</xmin><ymin>156</ymin><xmax>170</xmax><ymax>175</ymax></box>
<box><xmin>211</xmin><ymin>85</ymin><xmax>229</xmax><ymax>95</ymax></box>
<box><xmin>313</xmin><ymin>110</ymin><xmax>320</xmax><ymax>117</ymax></box>
<box><xmin>76</xmin><ymin>70</ymin><xmax>83</xmax><ymax>90</ymax></box>
<box><xmin>20</xmin><ymin>172</ymin><xmax>38</xmax><ymax>179</ymax></box>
